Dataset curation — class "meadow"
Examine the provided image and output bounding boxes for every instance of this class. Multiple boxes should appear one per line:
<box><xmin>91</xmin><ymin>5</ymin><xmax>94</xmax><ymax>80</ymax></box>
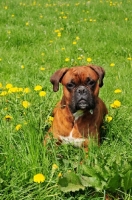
<box><xmin>0</xmin><ymin>0</ymin><xmax>132</xmax><ymax>199</ymax></box>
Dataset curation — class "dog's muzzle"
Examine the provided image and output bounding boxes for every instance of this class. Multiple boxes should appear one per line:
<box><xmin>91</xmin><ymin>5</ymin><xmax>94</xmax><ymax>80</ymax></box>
<box><xmin>75</xmin><ymin>86</ymin><xmax>95</xmax><ymax>110</ymax></box>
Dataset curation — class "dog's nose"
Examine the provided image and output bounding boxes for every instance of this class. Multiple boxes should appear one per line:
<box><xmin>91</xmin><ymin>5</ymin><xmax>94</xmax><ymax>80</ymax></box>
<box><xmin>76</xmin><ymin>86</ymin><xmax>87</xmax><ymax>95</ymax></box>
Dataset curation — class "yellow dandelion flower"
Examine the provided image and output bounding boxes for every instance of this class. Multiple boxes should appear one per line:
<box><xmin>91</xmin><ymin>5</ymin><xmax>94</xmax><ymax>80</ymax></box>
<box><xmin>21</xmin><ymin>65</ymin><xmax>25</xmax><ymax>69</ymax></box>
<box><xmin>0</xmin><ymin>83</ymin><xmax>3</xmax><ymax>88</ymax></box>
<box><xmin>54</xmin><ymin>29</ymin><xmax>60</xmax><ymax>33</ymax></box>
<box><xmin>6</xmin><ymin>84</ymin><xmax>13</xmax><ymax>89</ymax></box>
<box><xmin>77</xmin><ymin>57</ymin><xmax>82</xmax><ymax>60</ymax></box>
<box><xmin>41</xmin><ymin>52</ymin><xmax>45</xmax><ymax>56</ymax></box>
<box><xmin>63</xmin><ymin>16</ymin><xmax>67</xmax><ymax>19</ymax></box>
<box><xmin>76</xmin><ymin>36</ymin><xmax>80</xmax><ymax>40</ymax></box>
<box><xmin>110</xmin><ymin>100</ymin><xmax>121</xmax><ymax>108</ymax></box>
<box><xmin>89</xmin><ymin>19</ymin><xmax>93</xmax><ymax>22</ymax></box>
<box><xmin>22</xmin><ymin>101</ymin><xmax>30</xmax><ymax>108</ymax></box>
<box><xmin>110</xmin><ymin>63</ymin><xmax>115</xmax><ymax>67</ymax></box>
<box><xmin>40</xmin><ymin>15</ymin><xmax>43</xmax><ymax>18</ymax></box>
<box><xmin>8</xmin><ymin>87</ymin><xmax>19</xmax><ymax>93</ymax></box>
<box><xmin>127</xmin><ymin>57</ymin><xmax>132</xmax><ymax>61</ymax></box>
<box><xmin>72</xmin><ymin>41</ymin><xmax>77</xmax><ymax>45</ymax></box>
<box><xmin>0</xmin><ymin>58</ymin><xmax>2</xmax><ymax>61</ymax></box>
<box><xmin>57</xmin><ymin>32</ymin><xmax>61</xmax><ymax>37</ymax></box>
<box><xmin>125</xmin><ymin>18</ymin><xmax>128</xmax><ymax>21</ymax></box>
<box><xmin>52</xmin><ymin>164</ymin><xmax>58</xmax><ymax>170</ymax></box>
<box><xmin>39</xmin><ymin>91</ymin><xmax>46</xmax><ymax>97</ymax></box>
<box><xmin>34</xmin><ymin>85</ymin><xmax>42</xmax><ymax>91</ymax></box>
<box><xmin>26</xmin><ymin>22</ymin><xmax>29</xmax><ymax>26</ymax></box>
<box><xmin>40</xmin><ymin>67</ymin><xmax>45</xmax><ymax>71</ymax></box>
<box><xmin>0</xmin><ymin>91</ymin><xmax>8</xmax><ymax>96</ymax></box>
<box><xmin>23</xmin><ymin>88</ymin><xmax>30</xmax><ymax>93</ymax></box>
<box><xmin>48</xmin><ymin>116</ymin><xmax>54</xmax><ymax>124</ymax></box>
<box><xmin>4</xmin><ymin>6</ymin><xmax>8</xmax><ymax>9</ymax></box>
<box><xmin>32</xmin><ymin>1</ymin><xmax>36</xmax><ymax>6</ymax></box>
<box><xmin>114</xmin><ymin>89</ymin><xmax>122</xmax><ymax>94</ymax></box>
<box><xmin>58</xmin><ymin>172</ymin><xmax>62</xmax><ymax>177</ymax></box>
<box><xmin>61</xmin><ymin>47</ymin><xmax>65</xmax><ymax>51</ymax></box>
<box><xmin>33</xmin><ymin>173</ymin><xmax>45</xmax><ymax>183</ymax></box>
<box><xmin>65</xmin><ymin>58</ymin><xmax>70</xmax><ymax>62</ymax></box>
<box><xmin>105</xmin><ymin>115</ymin><xmax>113</xmax><ymax>122</ymax></box>
<box><xmin>5</xmin><ymin>115</ymin><xmax>12</xmax><ymax>120</ymax></box>
<box><xmin>11</xmin><ymin>14</ymin><xmax>15</xmax><ymax>17</ymax></box>
<box><xmin>87</xmin><ymin>57</ymin><xmax>92</xmax><ymax>62</ymax></box>
<box><xmin>15</xmin><ymin>124</ymin><xmax>22</xmax><ymax>131</ymax></box>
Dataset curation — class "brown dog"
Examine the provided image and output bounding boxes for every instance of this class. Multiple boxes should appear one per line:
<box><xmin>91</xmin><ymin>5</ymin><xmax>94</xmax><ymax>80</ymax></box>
<box><xmin>46</xmin><ymin>65</ymin><xmax>108</xmax><ymax>149</ymax></box>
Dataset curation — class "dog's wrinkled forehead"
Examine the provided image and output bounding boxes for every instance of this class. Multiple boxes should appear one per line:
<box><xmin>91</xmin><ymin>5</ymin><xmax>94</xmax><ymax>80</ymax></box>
<box><xmin>62</xmin><ymin>67</ymin><xmax>98</xmax><ymax>84</ymax></box>
<box><xmin>50</xmin><ymin>65</ymin><xmax>105</xmax><ymax>92</ymax></box>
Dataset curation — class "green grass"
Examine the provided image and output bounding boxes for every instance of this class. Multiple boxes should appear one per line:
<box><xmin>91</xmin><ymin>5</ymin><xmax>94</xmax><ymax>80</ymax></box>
<box><xmin>0</xmin><ymin>0</ymin><xmax>132</xmax><ymax>199</ymax></box>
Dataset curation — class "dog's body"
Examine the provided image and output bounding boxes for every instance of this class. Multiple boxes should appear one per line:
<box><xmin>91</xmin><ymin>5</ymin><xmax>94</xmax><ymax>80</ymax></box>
<box><xmin>47</xmin><ymin>65</ymin><xmax>108</xmax><ymax>149</ymax></box>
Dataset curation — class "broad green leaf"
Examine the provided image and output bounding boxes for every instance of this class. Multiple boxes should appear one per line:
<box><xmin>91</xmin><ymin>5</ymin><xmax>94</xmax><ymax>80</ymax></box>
<box><xmin>81</xmin><ymin>164</ymin><xmax>105</xmax><ymax>183</ymax></box>
<box><xmin>59</xmin><ymin>183</ymin><xmax>85</xmax><ymax>193</ymax></box>
<box><xmin>58</xmin><ymin>172</ymin><xmax>85</xmax><ymax>193</ymax></box>
<box><xmin>81</xmin><ymin>164</ymin><xmax>97</xmax><ymax>177</ymax></box>
<box><xmin>80</xmin><ymin>175</ymin><xmax>105</xmax><ymax>191</ymax></box>
<box><xmin>121</xmin><ymin>170</ymin><xmax>132</xmax><ymax>191</ymax></box>
<box><xmin>107</xmin><ymin>174</ymin><xmax>121</xmax><ymax>191</ymax></box>
<box><xmin>65</xmin><ymin>171</ymin><xmax>82</xmax><ymax>184</ymax></box>
<box><xmin>58</xmin><ymin>177</ymin><xmax>68</xmax><ymax>187</ymax></box>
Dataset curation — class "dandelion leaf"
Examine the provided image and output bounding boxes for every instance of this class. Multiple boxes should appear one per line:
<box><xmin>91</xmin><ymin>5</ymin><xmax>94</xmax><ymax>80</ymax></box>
<box><xmin>58</xmin><ymin>177</ymin><xmax>68</xmax><ymax>187</ymax></box>
<box><xmin>80</xmin><ymin>175</ymin><xmax>104</xmax><ymax>191</ymax></box>
<box><xmin>121</xmin><ymin>170</ymin><xmax>132</xmax><ymax>191</ymax></box>
<box><xmin>59</xmin><ymin>183</ymin><xmax>85</xmax><ymax>193</ymax></box>
<box><xmin>107</xmin><ymin>174</ymin><xmax>121</xmax><ymax>191</ymax></box>
<box><xmin>58</xmin><ymin>172</ymin><xmax>85</xmax><ymax>193</ymax></box>
<box><xmin>82</xmin><ymin>164</ymin><xmax>97</xmax><ymax>177</ymax></box>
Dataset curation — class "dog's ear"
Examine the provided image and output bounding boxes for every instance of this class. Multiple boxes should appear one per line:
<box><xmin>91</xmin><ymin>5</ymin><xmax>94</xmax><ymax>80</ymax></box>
<box><xmin>50</xmin><ymin>68</ymin><xmax>69</xmax><ymax>92</ymax></box>
<box><xmin>89</xmin><ymin>65</ymin><xmax>105</xmax><ymax>87</ymax></box>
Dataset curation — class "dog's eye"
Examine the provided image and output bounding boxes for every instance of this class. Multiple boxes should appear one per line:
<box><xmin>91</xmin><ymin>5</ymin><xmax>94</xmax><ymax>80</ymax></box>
<box><xmin>67</xmin><ymin>82</ymin><xmax>75</xmax><ymax>89</ymax></box>
<box><xmin>89</xmin><ymin>80</ymin><xmax>95</xmax><ymax>86</ymax></box>
<box><xmin>86</xmin><ymin>79</ymin><xmax>96</xmax><ymax>87</ymax></box>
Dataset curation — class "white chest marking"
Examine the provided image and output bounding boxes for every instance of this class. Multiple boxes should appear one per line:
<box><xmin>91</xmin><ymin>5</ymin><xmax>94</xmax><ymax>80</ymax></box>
<box><xmin>59</xmin><ymin>109</ymin><xmax>93</xmax><ymax>147</ymax></box>
<box><xmin>59</xmin><ymin>110</ymin><xmax>85</xmax><ymax>147</ymax></box>
<box><xmin>59</xmin><ymin>129</ymin><xmax>85</xmax><ymax>147</ymax></box>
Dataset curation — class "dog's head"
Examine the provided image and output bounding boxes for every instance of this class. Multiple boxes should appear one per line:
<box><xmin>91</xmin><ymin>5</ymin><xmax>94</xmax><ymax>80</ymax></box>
<box><xmin>50</xmin><ymin>65</ymin><xmax>105</xmax><ymax>113</ymax></box>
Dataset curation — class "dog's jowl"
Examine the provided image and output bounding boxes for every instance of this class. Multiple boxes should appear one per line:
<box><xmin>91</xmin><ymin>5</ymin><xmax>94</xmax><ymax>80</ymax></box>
<box><xmin>45</xmin><ymin>65</ymin><xmax>108</xmax><ymax>150</ymax></box>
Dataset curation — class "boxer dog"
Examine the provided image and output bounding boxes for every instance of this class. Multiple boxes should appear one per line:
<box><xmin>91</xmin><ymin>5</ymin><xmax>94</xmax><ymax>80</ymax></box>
<box><xmin>46</xmin><ymin>65</ymin><xmax>107</xmax><ymax>150</ymax></box>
